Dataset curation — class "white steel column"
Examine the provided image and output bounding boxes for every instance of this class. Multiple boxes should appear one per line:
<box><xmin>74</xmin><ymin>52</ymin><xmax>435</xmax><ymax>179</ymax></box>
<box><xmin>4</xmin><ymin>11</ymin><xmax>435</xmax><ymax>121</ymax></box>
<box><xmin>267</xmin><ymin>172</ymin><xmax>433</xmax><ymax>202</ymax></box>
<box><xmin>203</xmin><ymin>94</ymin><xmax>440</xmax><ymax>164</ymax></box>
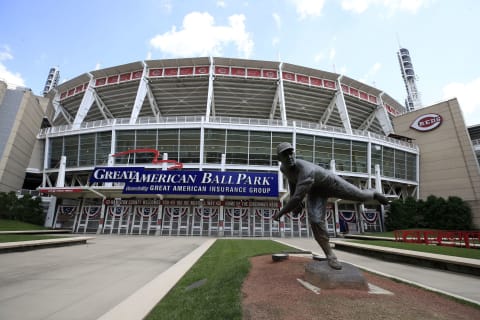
<box><xmin>277</xmin><ymin>62</ymin><xmax>287</xmax><ymax>126</ymax></box>
<box><xmin>205</xmin><ymin>56</ymin><xmax>215</xmax><ymax>121</ymax></box>
<box><xmin>199</xmin><ymin>117</ymin><xmax>205</xmax><ymax>170</ymax></box>
<box><xmin>72</xmin><ymin>75</ymin><xmax>96</xmax><ymax>129</ymax></box>
<box><xmin>375</xmin><ymin>164</ymin><xmax>385</xmax><ymax>232</ymax></box>
<box><xmin>55</xmin><ymin>156</ymin><xmax>67</xmax><ymax>187</ymax></box>
<box><xmin>375</xmin><ymin>93</ymin><xmax>394</xmax><ymax>135</ymax></box>
<box><xmin>52</xmin><ymin>93</ymin><xmax>74</xmax><ymax>124</ymax></box>
<box><xmin>335</xmin><ymin>75</ymin><xmax>352</xmax><ymax>135</ymax></box>
<box><xmin>129</xmin><ymin>62</ymin><xmax>149</xmax><ymax>124</ymax></box>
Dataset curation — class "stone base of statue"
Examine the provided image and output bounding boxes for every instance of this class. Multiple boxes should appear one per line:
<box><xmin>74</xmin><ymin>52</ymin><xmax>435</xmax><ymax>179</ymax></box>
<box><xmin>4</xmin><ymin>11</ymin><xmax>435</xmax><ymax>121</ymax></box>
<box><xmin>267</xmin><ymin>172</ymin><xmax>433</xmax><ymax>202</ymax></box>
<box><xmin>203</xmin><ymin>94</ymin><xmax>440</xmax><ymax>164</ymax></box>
<box><xmin>304</xmin><ymin>261</ymin><xmax>368</xmax><ymax>290</ymax></box>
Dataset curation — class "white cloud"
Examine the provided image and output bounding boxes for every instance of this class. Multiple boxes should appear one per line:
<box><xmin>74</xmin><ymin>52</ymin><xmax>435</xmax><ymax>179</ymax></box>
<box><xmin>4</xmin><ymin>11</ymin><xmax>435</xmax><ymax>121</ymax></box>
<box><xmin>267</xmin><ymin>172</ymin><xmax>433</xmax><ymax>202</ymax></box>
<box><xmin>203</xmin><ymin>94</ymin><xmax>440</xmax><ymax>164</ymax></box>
<box><xmin>329</xmin><ymin>48</ymin><xmax>336</xmax><ymax>61</ymax></box>
<box><xmin>314</xmin><ymin>53</ymin><xmax>324</xmax><ymax>64</ymax></box>
<box><xmin>289</xmin><ymin>0</ymin><xmax>326</xmax><ymax>19</ymax></box>
<box><xmin>273</xmin><ymin>12</ymin><xmax>281</xmax><ymax>29</ymax></box>
<box><xmin>360</xmin><ymin>62</ymin><xmax>382</xmax><ymax>82</ymax></box>
<box><xmin>161</xmin><ymin>0</ymin><xmax>173</xmax><ymax>13</ymax></box>
<box><xmin>216</xmin><ymin>0</ymin><xmax>226</xmax><ymax>8</ymax></box>
<box><xmin>149</xmin><ymin>12</ymin><xmax>253</xmax><ymax>58</ymax></box>
<box><xmin>0</xmin><ymin>46</ymin><xmax>25</xmax><ymax>88</ymax></box>
<box><xmin>341</xmin><ymin>0</ymin><xmax>433</xmax><ymax>14</ymax></box>
<box><xmin>272</xmin><ymin>36</ymin><xmax>280</xmax><ymax>47</ymax></box>
<box><xmin>95</xmin><ymin>63</ymin><xmax>101</xmax><ymax>70</ymax></box>
<box><xmin>442</xmin><ymin>78</ymin><xmax>480</xmax><ymax>126</ymax></box>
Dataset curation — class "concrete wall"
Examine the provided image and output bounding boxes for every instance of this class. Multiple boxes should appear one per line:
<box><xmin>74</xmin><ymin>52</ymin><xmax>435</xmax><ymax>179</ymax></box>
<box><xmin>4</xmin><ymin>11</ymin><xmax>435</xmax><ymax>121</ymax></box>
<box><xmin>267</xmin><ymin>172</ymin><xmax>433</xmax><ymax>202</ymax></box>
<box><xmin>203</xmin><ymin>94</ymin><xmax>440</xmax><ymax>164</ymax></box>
<box><xmin>393</xmin><ymin>99</ymin><xmax>480</xmax><ymax>228</ymax></box>
<box><xmin>0</xmin><ymin>82</ymin><xmax>46</xmax><ymax>193</ymax></box>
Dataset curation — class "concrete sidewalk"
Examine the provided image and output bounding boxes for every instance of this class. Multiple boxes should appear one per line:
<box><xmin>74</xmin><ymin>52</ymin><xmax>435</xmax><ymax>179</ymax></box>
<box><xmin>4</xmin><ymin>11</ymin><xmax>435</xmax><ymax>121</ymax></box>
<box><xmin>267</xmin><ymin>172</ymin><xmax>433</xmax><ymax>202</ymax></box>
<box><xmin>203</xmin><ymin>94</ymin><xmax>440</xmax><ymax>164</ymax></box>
<box><xmin>0</xmin><ymin>235</ymin><xmax>215</xmax><ymax>320</ymax></box>
<box><xmin>1</xmin><ymin>235</ymin><xmax>479</xmax><ymax>320</ymax></box>
<box><xmin>276</xmin><ymin>238</ymin><xmax>480</xmax><ymax>306</ymax></box>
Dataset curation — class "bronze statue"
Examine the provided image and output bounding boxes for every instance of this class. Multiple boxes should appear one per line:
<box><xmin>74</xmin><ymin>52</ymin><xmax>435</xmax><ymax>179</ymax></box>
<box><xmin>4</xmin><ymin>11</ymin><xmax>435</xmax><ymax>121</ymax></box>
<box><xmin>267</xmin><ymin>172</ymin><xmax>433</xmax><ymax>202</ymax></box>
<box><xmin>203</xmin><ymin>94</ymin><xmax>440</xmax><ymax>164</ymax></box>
<box><xmin>273</xmin><ymin>142</ymin><xmax>389</xmax><ymax>270</ymax></box>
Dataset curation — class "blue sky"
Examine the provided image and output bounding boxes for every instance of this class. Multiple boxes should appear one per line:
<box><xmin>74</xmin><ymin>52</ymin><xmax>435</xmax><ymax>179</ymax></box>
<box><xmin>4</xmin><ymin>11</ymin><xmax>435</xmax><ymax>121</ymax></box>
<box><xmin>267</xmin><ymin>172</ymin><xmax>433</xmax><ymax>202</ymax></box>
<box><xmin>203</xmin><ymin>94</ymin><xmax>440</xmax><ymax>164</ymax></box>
<box><xmin>1</xmin><ymin>0</ymin><xmax>479</xmax><ymax>125</ymax></box>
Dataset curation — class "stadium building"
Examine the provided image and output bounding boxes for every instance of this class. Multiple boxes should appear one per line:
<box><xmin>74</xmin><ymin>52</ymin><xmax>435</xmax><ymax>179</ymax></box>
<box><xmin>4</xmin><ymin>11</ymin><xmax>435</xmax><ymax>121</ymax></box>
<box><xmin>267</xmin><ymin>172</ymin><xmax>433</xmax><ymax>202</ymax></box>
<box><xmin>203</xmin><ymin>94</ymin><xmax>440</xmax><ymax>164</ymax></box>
<box><xmin>2</xmin><ymin>57</ymin><xmax>479</xmax><ymax>236</ymax></box>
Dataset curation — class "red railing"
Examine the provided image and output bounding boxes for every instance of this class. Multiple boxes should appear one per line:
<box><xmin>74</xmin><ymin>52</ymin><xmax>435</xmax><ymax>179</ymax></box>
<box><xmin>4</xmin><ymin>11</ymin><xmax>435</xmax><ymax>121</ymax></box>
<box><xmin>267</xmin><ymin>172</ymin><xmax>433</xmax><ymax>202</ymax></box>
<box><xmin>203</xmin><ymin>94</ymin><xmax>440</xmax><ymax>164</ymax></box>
<box><xmin>394</xmin><ymin>230</ymin><xmax>480</xmax><ymax>249</ymax></box>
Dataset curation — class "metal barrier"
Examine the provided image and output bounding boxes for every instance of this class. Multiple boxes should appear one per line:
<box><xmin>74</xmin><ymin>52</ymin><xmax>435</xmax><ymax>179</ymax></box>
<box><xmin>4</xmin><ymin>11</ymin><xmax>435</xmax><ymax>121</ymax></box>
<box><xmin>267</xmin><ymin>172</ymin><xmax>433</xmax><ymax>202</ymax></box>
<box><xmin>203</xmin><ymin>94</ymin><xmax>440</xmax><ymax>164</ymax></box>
<box><xmin>394</xmin><ymin>229</ymin><xmax>480</xmax><ymax>249</ymax></box>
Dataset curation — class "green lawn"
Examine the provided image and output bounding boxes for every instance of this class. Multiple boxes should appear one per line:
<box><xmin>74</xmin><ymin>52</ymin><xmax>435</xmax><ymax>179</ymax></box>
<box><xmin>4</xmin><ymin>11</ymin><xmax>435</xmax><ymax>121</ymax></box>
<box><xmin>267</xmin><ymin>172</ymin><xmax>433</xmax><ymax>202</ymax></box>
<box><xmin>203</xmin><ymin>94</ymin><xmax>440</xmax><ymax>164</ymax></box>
<box><xmin>0</xmin><ymin>219</ymin><xmax>47</xmax><ymax>231</ymax></box>
<box><xmin>0</xmin><ymin>234</ymin><xmax>61</xmax><ymax>242</ymax></box>
<box><xmin>146</xmin><ymin>239</ymin><xmax>293</xmax><ymax>320</ymax></box>
<box><xmin>0</xmin><ymin>219</ymin><xmax>60</xmax><ymax>242</ymax></box>
<box><xmin>362</xmin><ymin>231</ymin><xmax>395</xmax><ymax>238</ymax></box>
<box><xmin>350</xmin><ymin>239</ymin><xmax>480</xmax><ymax>259</ymax></box>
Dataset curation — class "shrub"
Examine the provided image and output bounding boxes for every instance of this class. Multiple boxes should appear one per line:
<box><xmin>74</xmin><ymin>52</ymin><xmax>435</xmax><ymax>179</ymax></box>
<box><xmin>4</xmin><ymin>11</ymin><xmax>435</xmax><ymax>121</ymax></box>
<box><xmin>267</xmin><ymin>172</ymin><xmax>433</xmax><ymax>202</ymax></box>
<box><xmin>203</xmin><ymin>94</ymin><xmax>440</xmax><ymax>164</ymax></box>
<box><xmin>385</xmin><ymin>195</ymin><xmax>473</xmax><ymax>231</ymax></box>
<box><xmin>0</xmin><ymin>192</ymin><xmax>45</xmax><ymax>225</ymax></box>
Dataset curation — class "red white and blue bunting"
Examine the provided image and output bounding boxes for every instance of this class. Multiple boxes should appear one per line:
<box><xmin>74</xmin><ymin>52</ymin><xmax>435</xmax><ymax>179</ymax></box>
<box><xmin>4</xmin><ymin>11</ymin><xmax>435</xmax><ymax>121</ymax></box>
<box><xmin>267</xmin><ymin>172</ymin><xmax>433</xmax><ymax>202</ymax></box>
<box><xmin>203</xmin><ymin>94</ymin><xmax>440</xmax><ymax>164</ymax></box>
<box><xmin>82</xmin><ymin>206</ymin><xmax>101</xmax><ymax>218</ymax></box>
<box><xmin>254</xmin><ymin>208</ymin><xmax>278</xmax><ymax>220</ymax></box>
<box><xmin>286</xmin><ymin>210</ymin><xmax>306</xmax><ymax>220</ymax></box>
<box><xmin>136</xmin><ymin>207</ymin><xmax>158</xmax><ymax>218</ymax></box>
<box><xmin>108</xmin><ymin>206</ymin><xmax>130</xmax><ymax>217</ymax></box>
<box><xmin>57</xmin><ymin>205</ymin><xmax>77</xmax><ymax>216</ymax></box>
<box><xmin>194</xmin><ymin>207</ymin><xmax>219</xmax><ymax>219</ymax></box>
<box><xmin>165</xmin><ymin>207</ymin><xmax>188</xmax><ymax>219</ymax></box>
<box><xmin>361</xmin><ymin>210</ymin><xmax>378</xmax><ymax>223</ymax></box>
<box><xmin>326</xmin><ymin>209</ymin><xmax>333</xmax><ymax>221</ymax></box>
<box><xmin>225</xmin><ymin>208</ymin><xmax>248</xmax><ymax>220</ymax></box>
<box><xmin>339</xmin><ymin>211</ymin><xmax>356</xmax><ymax>223</ymax></box>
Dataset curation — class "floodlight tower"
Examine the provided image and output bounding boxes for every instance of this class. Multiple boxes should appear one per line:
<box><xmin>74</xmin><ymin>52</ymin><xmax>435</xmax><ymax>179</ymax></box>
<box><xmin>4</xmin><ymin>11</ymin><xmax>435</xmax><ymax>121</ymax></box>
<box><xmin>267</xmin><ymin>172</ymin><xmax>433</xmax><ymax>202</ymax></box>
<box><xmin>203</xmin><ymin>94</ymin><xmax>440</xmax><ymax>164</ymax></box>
<box><xmin>43</xmin><ymin>67</ymin><xmax>60</xmax><ymax>96</ymax></box>
<box><xmin>397</xmin><ymin>48</ymin><xmax>422</xmax><ymax>112</ymax></box>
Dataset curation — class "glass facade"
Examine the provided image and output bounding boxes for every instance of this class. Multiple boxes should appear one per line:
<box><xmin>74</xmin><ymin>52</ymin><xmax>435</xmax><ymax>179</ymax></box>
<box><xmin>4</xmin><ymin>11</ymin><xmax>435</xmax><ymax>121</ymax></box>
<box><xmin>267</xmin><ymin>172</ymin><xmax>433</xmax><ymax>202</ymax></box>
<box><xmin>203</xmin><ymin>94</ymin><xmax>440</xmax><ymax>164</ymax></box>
<box><xmin>370</xmin><ymin>144</ymin><xmax>416</xmax><ymax>180</ymax></box>
<box><xmin>48</xmin><ymin>131</ymin><xmax>112</xmax><ymax>168</ymax></box>
<box><xmin>46</xmin><ymin>128</ymin><xmax>417</xmax><ymax>182</ymax></box>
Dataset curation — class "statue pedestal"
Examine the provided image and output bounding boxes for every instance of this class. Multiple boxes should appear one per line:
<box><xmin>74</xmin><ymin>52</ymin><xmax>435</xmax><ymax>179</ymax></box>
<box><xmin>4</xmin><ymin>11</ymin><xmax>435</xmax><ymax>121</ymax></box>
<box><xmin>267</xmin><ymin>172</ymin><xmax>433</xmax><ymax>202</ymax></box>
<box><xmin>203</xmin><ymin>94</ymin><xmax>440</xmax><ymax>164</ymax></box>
<box><xmin>304</xmin><ymin>261</ymin><xmax>368</xmax><ymax>290</ymax></box>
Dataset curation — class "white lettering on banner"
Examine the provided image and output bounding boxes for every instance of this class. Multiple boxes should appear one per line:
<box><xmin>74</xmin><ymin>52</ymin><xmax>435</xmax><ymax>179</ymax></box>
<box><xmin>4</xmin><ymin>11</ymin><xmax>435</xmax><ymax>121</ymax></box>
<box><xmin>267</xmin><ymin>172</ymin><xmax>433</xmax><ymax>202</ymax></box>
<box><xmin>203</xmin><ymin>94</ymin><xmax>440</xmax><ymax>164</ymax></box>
<box><xmin>248</xmin><ymin>187</ymin><xmax>271</xmax><ymax>194</ymax></box>
<box><xmin>201</xmin><ymin>172</ymin><xmax>235</xmax><ymax>184</ymax></box>
<box><xmin>172</xmin><ymin>185</ymin><xmax>207</xmax><ymax>192</ymax></box>
<box><xmin>201</xmin><ymin>172</ymin><xmax>273</xmax><ymax>186</ymax></box>
<box><xmin>149</xmin><ymin>185</ymin><xmax>171</xmax><ymax>192</ymax></box>
<box><xmin>209</xmin><ymin>186</ymin><xmax>247</xmax><ymax>193</ymax></box>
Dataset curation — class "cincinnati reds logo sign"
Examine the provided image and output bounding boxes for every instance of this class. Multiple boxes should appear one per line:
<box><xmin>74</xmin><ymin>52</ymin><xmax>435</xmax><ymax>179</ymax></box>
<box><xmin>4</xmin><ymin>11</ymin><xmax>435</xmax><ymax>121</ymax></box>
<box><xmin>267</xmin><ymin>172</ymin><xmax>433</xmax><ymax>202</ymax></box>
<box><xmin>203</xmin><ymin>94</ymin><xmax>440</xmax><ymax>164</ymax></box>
<box><xmin>410</xmin><ymin>113</ymin><xmax>442</xmax><ymax>132</ymax></box>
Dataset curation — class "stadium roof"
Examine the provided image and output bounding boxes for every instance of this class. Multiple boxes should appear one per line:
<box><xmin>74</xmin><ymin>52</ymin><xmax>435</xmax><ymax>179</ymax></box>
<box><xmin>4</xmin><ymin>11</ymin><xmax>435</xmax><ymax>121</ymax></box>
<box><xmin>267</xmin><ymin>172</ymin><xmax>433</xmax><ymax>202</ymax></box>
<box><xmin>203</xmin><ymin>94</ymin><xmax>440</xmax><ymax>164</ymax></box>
<box><xmin>48</xmin><ymin>57</ymin><xmax>406</xmax><ymax>136</ymax></box>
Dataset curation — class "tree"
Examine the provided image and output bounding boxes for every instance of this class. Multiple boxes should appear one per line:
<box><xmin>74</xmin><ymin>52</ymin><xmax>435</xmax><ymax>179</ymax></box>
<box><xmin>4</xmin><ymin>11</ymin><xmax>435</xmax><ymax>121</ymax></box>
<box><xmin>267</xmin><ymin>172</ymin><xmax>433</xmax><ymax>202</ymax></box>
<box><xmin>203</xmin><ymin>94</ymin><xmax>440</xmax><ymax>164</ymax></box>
<box><xmin>386</xmin><ymin>195</ymin><xmax>473</xmax><ymax>231</ymax></box>
<box><xmin>0</xmin><ymin>192</ymin><xmax>45</xmax><ymax>225</ymax></box>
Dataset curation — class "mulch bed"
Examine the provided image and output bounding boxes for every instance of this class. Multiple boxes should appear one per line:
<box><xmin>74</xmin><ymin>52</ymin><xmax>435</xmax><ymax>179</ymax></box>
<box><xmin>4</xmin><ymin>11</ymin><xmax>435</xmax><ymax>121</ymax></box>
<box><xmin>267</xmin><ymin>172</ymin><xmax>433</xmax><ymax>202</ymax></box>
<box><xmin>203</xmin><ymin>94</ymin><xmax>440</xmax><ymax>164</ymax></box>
<box><xmin>242</xmin><ymin>255</ymin><xmax>480</xmax><ymax>320</ymax></box>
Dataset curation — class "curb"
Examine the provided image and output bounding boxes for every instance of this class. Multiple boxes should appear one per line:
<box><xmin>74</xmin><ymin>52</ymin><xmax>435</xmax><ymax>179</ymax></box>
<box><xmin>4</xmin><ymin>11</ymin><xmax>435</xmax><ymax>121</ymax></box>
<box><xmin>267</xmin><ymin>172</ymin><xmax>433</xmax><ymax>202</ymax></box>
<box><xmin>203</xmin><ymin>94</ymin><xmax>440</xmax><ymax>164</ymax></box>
<box><xmin>330</xmin><ymin>240</ymin><xmax>480</xmax><ymax>277</ymax></box>
<box><xmin>97</xmin><ymin>238</ymin><xmax>217</xmax><ymax>320</ymax></box>
<box><xmin>0</xmin><ymin>236</ymin><xmax>95</xmax><ymax>253</ymax></box>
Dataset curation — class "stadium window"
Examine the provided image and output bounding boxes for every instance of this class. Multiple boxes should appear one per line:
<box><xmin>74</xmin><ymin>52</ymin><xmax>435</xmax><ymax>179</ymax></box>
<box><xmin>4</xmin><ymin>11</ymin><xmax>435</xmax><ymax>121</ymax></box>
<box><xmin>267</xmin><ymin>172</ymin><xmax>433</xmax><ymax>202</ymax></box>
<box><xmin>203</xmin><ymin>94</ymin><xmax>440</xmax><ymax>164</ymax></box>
<box><xmin>204</xmin><ymin>129</ymin><xmax>226</xmax><ymax>164</ymax></box>
<box><xmin>226</xmin><ymin>130</ymin><xmax>248</xmax><ymax>165</ymax></box>
<box><xmin>382</xmin><ymin>147</ymin><xmax>395</xmax><ymax>178</ymax></box>
<box><xmin>295</xmin><ymin>134</ymin><xmax>314</xmax><ymax>162</ymax></box>
<box><xmin>179</xmin><ymin>129</ymin><xmax>200</xmax><ymax>163</ymax></box>
<box><xmin>79</xmin><ymin>134</ymin><xmax>95</xmax><ymax>166</ymax></box>
<box><xmin>271</xmin><ymin>132</ymin><xmax>293</xmax><ymax>165</ymax></box>
<box><xmin>95</xmin><ymin>131</ymin><xmax>111</xmax><ymax>165</ymax></box>
<box><xmin>49</xmin><ymin>137</ymin><xmax>64</xmax><ymax>168</ymax></box>
<box><xmin>333</xmin><ymin>138</ymin><xmax>351</xmax><ymax>172</ymax></box>
<box><xmin>371</xmin><ymin>144</ymin><xmax>382</xmax><ymax>175</ymax></box>
<box><xmin>158</xmin><ymin>129</ymin><xmax>180</xmax><ymax>161</ymax></box>
<box><xmin>115</xmin><ymin>130</ymin><xmax>135</xmax><ymax>164</ymax></box>
<box><xmin>314</xmin><ymin>136</ymin><xmax>332</xmax><ymax>169</ymax></box>
<box><xmin>64</xmin><ymin>135</ymin><xmax>79</xmax><ymax>167</ymax></box>
<box><xmin>351</xmin><ymin>141</ymin><xmax>367</xmax><ymax>173</ymax></box>
<box><xmin>249</xmin><ymin>131</ymin><xmax>271</xmax><ymax>166</ymax></box>
<box><xmin>406</xmin><ymin>152</ymin><xmax>417</xmax><ymax>181</ymax></box>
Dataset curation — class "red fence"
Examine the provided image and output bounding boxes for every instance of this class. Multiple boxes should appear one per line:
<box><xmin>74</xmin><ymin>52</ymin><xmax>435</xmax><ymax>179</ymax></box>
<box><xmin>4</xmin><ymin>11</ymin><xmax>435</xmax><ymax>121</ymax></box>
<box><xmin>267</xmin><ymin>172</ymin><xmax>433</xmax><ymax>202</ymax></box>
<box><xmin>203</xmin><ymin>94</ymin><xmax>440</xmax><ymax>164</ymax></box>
<box><xmin>394</xmin><ymin>230</ymin><xmax>480</xmax><ymax>249</ymax></box>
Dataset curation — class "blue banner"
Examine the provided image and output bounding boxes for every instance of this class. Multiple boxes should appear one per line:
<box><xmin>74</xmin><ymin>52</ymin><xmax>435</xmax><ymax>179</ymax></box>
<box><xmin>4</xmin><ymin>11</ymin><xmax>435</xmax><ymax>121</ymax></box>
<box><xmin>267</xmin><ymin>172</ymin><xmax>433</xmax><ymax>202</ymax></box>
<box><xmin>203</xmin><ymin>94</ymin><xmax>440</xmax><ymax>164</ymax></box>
<box><xmin>90</xmin><ymin>167</ymin><xmax>278</xmax><ymax>197</ymax></box>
